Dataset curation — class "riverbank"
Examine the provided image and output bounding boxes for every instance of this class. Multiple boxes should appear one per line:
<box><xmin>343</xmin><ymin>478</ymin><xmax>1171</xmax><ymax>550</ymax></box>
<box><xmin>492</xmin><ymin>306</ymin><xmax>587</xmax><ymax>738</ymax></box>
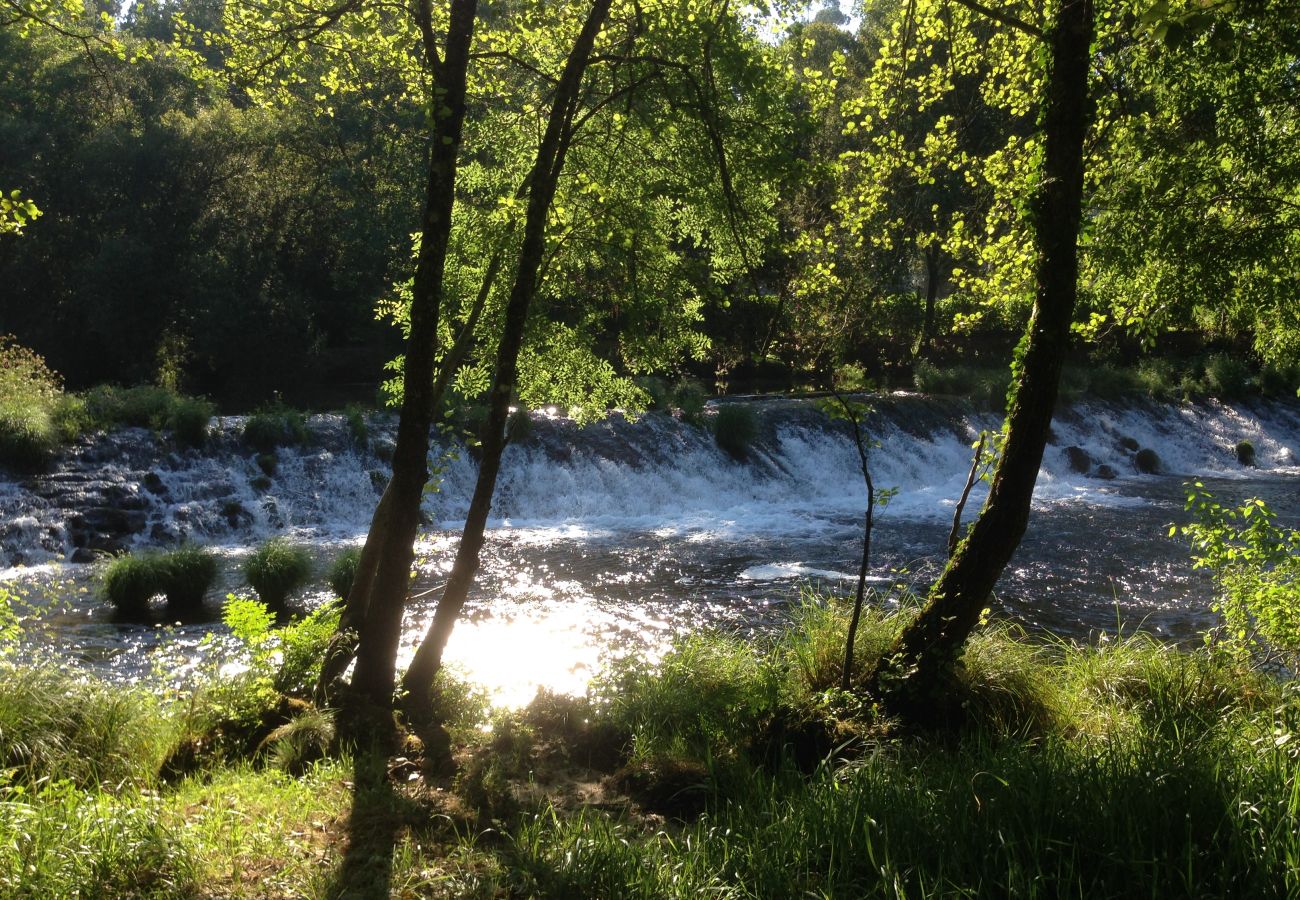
<box><xmin>3</xmin><ymin>597</ymin><xmax>1297</xmax><ymax>898</ymax></box>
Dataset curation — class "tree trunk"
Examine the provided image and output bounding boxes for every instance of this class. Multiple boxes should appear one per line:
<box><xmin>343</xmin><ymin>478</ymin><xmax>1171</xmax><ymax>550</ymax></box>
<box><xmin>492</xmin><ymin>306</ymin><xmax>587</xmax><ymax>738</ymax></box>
<box><xmin>864</xmin><ymin>0</ymin><xmax>1094</xmax><ymax>718</ymax></box>
<box><xmin>400</xmin><ymin>0</ymin><xmax>613</xmax><ymax>712</ymax></box>
<box><xmin>316</xmin><ymin>0</ymin><xmax>479</xmax><ymax>710</ymax></box>
<box><xmin>919</xmin><ymin>243</ymin><xmax>940</xmax><ymax>353</ymax></box>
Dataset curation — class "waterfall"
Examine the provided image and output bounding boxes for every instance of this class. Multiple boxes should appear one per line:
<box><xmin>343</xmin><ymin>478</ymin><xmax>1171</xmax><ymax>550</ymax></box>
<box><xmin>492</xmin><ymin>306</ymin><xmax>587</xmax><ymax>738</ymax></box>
<box><xmin>2</xmin><ymin>395</ymin><xmax>1298</xmax><ymax>568</ymax></box>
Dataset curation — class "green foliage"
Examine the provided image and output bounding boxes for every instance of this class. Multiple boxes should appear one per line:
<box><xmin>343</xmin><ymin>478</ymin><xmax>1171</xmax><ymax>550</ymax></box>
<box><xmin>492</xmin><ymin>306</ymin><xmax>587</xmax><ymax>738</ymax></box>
<box><xmin>101</xmin><ymin>554</ymin><xmax>167</xmax><ymax>616</ymax></box>
<box><xmin>0</xmin><ymin>188</ymin><xmax>41</xmax><ymax>235</ymax></box>
<box><xmin>272</xmin><ymin>602</ymin><xmax>341</xmax><ymax>697</ymax></box>
<box><xmin>712</xmin><ymin>404</ymin><xmax>759</xmax><ymax>460</ymax></box>
<box><xmin>80</xmin><ymin>385</ymin><xmax>214</xmax><ymax>446</ymax></box>
<box><xmin>672</xmin><ymin>380</ymin><xmax>707</xmax><ymax>425</ymax></box>
<box><xmin>342</xmin><ymin>404</ymin><xmax>368</xmax><ymax>447</ymax></box>
<box><xmin>0</xmin><ymin>780</ymin><xmax>195</xmax><ymax>898</ymax></box>
<box><xmin>0</xmin><ymin>335</ymin><xmax>64</xmax><ymax>469</ymax></box>
<box><xmin>1181</xmin><ymin>486</ymin><xmax>1300</xmax><ymax>667</ymax></box>
<box><xmin>0</xmin><ymin>662</ymin><xmax>171</xmax><ymax>790</ymax></box>
<box><xmin>261</xmin><ymin>708</ymin><xmax>334</xmax><ymax>775</ymax></box>
<box><xmin>241</xmin><ymin>404</ymin><xmax>308</xmax><ymax>453</ymax></box>
<box><xmin>1203</xmin><ymin>352</ymin><xmax>1252</xmax><ymax>400</ymax></box>
<box><xmin>326</xmin><ymin>546</ymin><xmax>361</xmax><ymax>600</ymax></box>
<box><xmin>157</xmin><ymin>546</ymin><xmax>218</xmax><ymax>610</ymax></box>
<box><xmin>243</xmin><ymin>539</ymin><xmax>312</xmax><ymax>608</ymax></box>
<box><xmin>913</xmin><ymin>361</ymin><xmax>1010</xmax><ymax>409</ymax></box>
<box><xmin>101</xmin><ymin>547</ymin><xmax>219</xmax><ymax>614</ymax></box>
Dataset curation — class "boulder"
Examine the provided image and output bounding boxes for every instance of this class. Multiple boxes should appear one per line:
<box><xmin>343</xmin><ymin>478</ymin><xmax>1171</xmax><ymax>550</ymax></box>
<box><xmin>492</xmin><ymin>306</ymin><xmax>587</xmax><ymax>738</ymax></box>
<box><xmin>1134</xmin><ymin>448</ymin><xmax>1161</xmax><ymax>474</ymax></box>
<box><xmin>1235</xmin><ymin>440</ymin><xmax>1255</xmax><ymax>467</ymax></box>
<box><xmin>1093</xmin><ymin>464</ymin><xmax>1118</xmax><ymax>480</ymax></box>
<box><xmin>1064</xmin><ymin>446</ymin><xmax>1092</xmax><ymax>474</ymax></box>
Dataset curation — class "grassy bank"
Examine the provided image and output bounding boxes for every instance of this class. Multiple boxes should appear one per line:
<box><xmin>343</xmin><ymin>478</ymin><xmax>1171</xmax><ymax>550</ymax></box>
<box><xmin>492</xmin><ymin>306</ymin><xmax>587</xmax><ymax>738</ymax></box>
<box><xmin>2</xmin><ymin>596</ymin><xmax>1298</xmax><ymax>897</ymax></box>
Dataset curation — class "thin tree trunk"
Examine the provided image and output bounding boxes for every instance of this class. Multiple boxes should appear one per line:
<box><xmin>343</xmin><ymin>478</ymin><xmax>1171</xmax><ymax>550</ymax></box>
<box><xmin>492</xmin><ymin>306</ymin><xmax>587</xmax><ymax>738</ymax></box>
<box><xmin>833</xmin><ymin>391</ymin><xmax>876</xmax><ymax>692</ymax></box>
<box><xmin>400</xmin><ymin>0</ymin><xmax>613</xmax><ymax>712</ymax></box>
<box><xmin>865</xmin><ymin>0</ymin><xmax>1094</xmax><ymax>718</ymax></box>
<box><xmin>919</xmin><ymin>243</ymin><xmax>940</xmax><ymax>353</ymax></box>
<box><xmin>317</xmin><ymin>0</ymin><xmax>479</xmax><ymax>710</ymax></box>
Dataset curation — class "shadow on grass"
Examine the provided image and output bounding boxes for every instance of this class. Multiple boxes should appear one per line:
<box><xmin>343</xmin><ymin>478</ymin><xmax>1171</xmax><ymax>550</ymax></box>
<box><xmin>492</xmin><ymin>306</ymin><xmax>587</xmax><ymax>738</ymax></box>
<box><xmin>324</xmin><ymin>746</ymin><xmax>413</xmax><ymax>899</ymax></box>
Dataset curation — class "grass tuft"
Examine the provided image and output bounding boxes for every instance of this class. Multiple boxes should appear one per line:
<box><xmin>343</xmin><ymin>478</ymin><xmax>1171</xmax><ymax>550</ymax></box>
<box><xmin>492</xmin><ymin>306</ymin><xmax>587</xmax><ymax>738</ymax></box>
<box><xmin>243</xmin><ymin>539</ymin><xmax>312</xmax><ymax>609</ymax></box>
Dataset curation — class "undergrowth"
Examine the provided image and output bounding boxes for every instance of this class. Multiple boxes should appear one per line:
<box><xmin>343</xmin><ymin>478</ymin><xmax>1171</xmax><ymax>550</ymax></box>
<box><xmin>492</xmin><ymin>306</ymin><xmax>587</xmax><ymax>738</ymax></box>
<box><xmin>0</xmin><ymin>590</ymin><xmax>1297</xmax><ymax>898</ymax></box>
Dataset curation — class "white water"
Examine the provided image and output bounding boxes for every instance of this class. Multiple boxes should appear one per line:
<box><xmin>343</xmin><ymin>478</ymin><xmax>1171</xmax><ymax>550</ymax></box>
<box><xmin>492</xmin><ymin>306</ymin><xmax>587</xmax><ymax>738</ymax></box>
<box><xmin>2</xmin><ymin>395</ymin><xmax>1298</xmax><ymax>704</ymax></box>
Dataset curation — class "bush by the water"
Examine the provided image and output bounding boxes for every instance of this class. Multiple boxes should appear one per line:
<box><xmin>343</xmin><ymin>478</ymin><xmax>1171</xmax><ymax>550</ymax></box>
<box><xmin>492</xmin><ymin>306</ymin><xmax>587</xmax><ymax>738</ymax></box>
<box><xmin>82</xmin><ymin>384</ymin><xmax>215</xmax><ymax>447</ymax></box>
<box><xmin>326</xmin><ymin>546</ymin><xmax>361</xmax><ymax>600</ymax></box>
<box><xmin>912</xmin><ymin>361</ymin><xmax>1010</xmax><ymax>409</ymax></box>
<box><xmin>673</xmin><ymin>379</ymin><xmax>708</xmax><ymax>424</ymax></box>
<box><xmin>100</xmin><ymin>547</ymin><xmax>219</xmax><ymax>615</ymax></box>
<box><xmin>244</xmin><ymin>539</ymin><xmax>312</xmax><ymax>607</ymax></box>
<box><xmin>0</xmin><ymin>336</ymin><xmax>72</xmax><ymax>469</ymax></box>
<box><xmin>101</xmin><ymin>554</ymin><xmax>166</xmax><ymax>616</ymax></box>
<box><xmin>242</xmin><ymin>403</ymin><xmax>309</xmax><ymax>452</ymax></box>
<box><xmin>712</xmin><ymin>404</ymin><xmax>758</xmax><ymax>460</ymax></box>
<box><xmin>158</xmin><ymin>546</ymin><xmax>218</xmax><ymax>610</ymax></box>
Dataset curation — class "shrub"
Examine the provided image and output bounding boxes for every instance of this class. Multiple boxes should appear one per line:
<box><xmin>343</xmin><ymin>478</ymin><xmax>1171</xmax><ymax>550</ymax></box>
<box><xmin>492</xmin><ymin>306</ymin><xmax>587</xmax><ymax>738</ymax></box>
<box><xmin>0</xmin><ymin>335</ymin><xmax>63</xmax><ymax>469</ymax></box>
<box><xmin>1259</xmin><ymin>361</ymin><xmax>1300</xmax><ymax>397</ymax></box>
<box><xmin>83</xmin><ymin>384</ymin><xmax>174</xmax><ymax>430</ymax></box>
<box><xmin>242</xmin><ymin>403</ymin><xmax>308</xmax><ymax>452</ymax></box>
<box><xmin>272</xmin><ymin>602</ymin><xmax>342</xmax><ymax>697</ymax></box>
<box><xmin>1135</xmin><ymin>358</ymin><xmax>1180</xmax><ymax>399</ymax></box>
<box><xmin>158</xmin><ymin>546</ymin><xmax>218</xmax><ymax>610</ymax></box>
<box><xmin>913</xmin><ymin>362</ymin><xmax>1009</xmax><ymax>409</ymax></box>
<box><xmin>508</xmin><ymin>407</ymin><xmax>534</xmax><ymax>443</ymax></box>
<box><xmin>633</xmin><ymin>376</ymin><xmax>673</xmax><ymax>411</ymax></box>
<box><xmin>101</xmin><ymin>555</ymin><xmax>167</xmax><ymax>617</ymax></box>
<box><xmin>244</xmin><ymin>539</ymin><xmax>312</xmax><ymax>608</ymax></box>
<box><xmin>1182</xmin><ymin>487</ymin><xmax>1300</xmax><ymax>667</ymax></box>
<box><xmin>343</xmin><ymin>404</ymin><xmax>368</xmax><ymax>446</ymax></box>
<box><xmin>673</xmin><ymin>380</ymin><xmax>707</xmax><ymax>424</ymax></box>
<box><xmin>168</xmin><ymin>396</ymin><xmax>215</xmax><ymax>448</ymax></box>
<box><xmin>1083</xmin><ymin>364</ymin><xmax>1143</xmax><ymax>400</ymax></box>
<box><xmin>1204</xmin><ymin>353</ymin><xmax>1252</xmax><ymax>399</ymax></box>
<box><xmin>712</xmin><ymin>404</ymin><xmax>758</xmax><ymax>460</ymax></box>
<box><xmin>1235</xmin><ymin>440</ymin><xmax>1255</xmax><ymax>467</ymax></box>
<box><xmin>326</xmin><ymin>546</ymin><xmax>361</xmax><ymax>600</ymax></box>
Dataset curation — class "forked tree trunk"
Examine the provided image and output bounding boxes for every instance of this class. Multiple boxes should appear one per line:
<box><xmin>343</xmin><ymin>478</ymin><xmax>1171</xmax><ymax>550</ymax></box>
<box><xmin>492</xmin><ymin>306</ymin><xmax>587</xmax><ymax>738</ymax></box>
<box><xmin>316</xmin><ymin>0</ymin><xmax>479</xmax><ymax>710</ymax></box>
<box><xmin>864</xmin><ymin>0</ymin><xmax>1094</xmax><ymax>718</ymax></box>
<box><xmin>400</xmin><ymin>0</ymin><xmax>614</xmax><ymax>712</ymax></box>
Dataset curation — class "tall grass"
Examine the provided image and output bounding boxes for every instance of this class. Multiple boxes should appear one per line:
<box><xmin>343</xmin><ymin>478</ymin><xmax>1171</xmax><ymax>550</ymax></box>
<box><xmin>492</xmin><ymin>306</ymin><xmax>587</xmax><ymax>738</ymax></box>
<box><xmin>501</xmin><ymin>601</ymin><xmax>1300</xmax><ymax>899</ymax></box>
<box><xmin>0</xmin><ymin>662</ymin><xmax>172</xmax><ymax>789</ymax></box>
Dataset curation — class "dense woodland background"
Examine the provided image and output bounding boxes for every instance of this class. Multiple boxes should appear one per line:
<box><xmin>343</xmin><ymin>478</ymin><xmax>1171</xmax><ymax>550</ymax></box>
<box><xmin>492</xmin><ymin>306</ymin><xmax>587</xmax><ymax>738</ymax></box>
<box><xmin>2</xmin><ymin>0</ymin><xmax>1295</xmax><ymax>409</ymax></box>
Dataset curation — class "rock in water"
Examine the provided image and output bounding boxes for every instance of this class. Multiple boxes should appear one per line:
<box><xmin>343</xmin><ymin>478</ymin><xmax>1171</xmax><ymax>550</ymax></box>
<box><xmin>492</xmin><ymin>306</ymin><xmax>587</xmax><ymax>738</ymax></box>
<box><xmin>1064</xmin><ymin>446</ymin><xmax>1092</xmax><ymax>474</ymax></box>
<box><xmin>1235</xmin><ymin>440</ymin><xmax>1255</xmax><ymax>467</ymax></box>
<box><xmin>1134</xmin><ymin>448</ymin><xmax>1161</xmax><ymax>474</ymax></box>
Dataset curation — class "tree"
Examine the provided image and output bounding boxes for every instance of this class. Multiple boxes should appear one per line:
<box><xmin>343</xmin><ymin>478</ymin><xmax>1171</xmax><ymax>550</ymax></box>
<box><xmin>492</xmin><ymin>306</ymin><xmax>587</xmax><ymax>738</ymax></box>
<box><xmin>864</xmin><ymin>0</ymin><xmax>1095</xmax><ymax>718</ymax></box>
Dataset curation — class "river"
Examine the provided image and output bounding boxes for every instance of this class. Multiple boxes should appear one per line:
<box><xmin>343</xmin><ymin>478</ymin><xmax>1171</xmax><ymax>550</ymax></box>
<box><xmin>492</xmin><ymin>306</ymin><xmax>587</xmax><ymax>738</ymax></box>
<box><xmin>2</xmin><ymin>394</ymin><xmax>1297</xmax><ymax>705</ymax></box>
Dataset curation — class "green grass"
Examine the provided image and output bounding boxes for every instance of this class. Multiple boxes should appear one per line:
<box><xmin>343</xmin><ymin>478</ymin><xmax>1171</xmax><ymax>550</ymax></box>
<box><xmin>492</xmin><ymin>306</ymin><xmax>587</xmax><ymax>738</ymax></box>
<box><xmin>100</xmin><ymin>548</ymin><xmax>219</xmax><ymax>615</ymax></box>
<box><xmin>0</xmin><ymin>336</ymin><xmax>64</xmax><ymax>469</ymax></box>
<box><xmin>326</xmin><ymin>546</ymin><xmax>362</xmax><ymax>600</ymax></box>
<box><xmin>912</xmin><ymin>361</ymin><xmax>1010</xmax><ymax>409</ymax></box>
<box><xmin>244</xmin><ymin>538</ymin><xmax>313</xmax><ymax>608</ymax></box>
<box><xmin>712</xmin><ymin>404</ymin><xmax>759</xmax><ymax>460</ymax></box>
<box><xmin>83</xmin><ymin>385</ymin><xmax>216</xmax><ymax>447</ymax></box>
<box><xmin>158</xmin><ymin>545</ymin><xmax>219</xmax><ymax>610</ymax></box>
<box><xmin>101</xmin><ymin>554</ymin><xmax>168</xmax><ymax>617</ymax></box>
<box><xmin>1</xmin><ymin>595</ymin><xmax>1297</xmax><ymax>898</ymax></box>
<box><xmin>242</xmin><ymin>403</ymin><xmax>309</xmax><ymax>452</ymax></box>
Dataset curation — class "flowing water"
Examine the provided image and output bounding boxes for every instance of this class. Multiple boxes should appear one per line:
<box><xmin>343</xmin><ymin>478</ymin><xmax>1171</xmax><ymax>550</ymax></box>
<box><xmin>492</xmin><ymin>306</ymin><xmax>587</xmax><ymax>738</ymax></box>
<box><xmin>2</xmin><ymin>394</ymin><xmax>1298</xmax><ymax>705</ymax></box>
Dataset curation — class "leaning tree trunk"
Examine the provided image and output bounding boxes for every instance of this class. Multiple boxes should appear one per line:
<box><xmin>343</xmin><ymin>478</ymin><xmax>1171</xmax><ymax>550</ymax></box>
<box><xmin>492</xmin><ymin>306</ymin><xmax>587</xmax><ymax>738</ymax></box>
<box><xmin>864</xmin><ymin>0</ymin><xmax>1094</xmax><ymax>718</ymax></box>
<box><xmin>316</xmin><ymin>0</ymin><xmax>479</xmax><ymax>710</ymax></box>
<box><xmin>400</xmin><ymin>0</ymin><xmax>613</xmax><ymax>713</ymax></box>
